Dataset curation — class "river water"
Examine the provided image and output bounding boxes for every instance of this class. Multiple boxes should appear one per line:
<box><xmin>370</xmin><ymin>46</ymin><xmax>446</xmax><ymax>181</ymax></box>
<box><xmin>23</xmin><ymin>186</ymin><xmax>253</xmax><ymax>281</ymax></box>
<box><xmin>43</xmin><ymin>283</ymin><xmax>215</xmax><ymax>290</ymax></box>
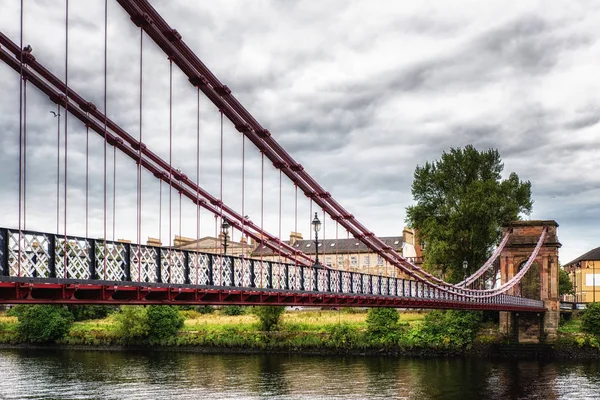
<box><xmin>0</xmin><ymin>349</ymin><xmax>599</xmax><ymax>399</ymax></box>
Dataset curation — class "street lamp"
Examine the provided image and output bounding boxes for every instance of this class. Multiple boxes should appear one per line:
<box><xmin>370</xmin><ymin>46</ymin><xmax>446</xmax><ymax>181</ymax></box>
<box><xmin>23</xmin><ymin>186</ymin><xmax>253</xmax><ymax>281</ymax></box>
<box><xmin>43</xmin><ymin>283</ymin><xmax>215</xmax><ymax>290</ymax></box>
<box><xmin>312</xmin><ymin>212</ymin><xmax>321</xmax><ymax>266</ymax></box>
<box><xmin>573</xmin><ymin>262</ymin><xmax>581</xmax><ymax>303</ymax></box>
<box><xmin>462</xmin><ymin>260</ymin><xmax>468</xmax><ymax>282</ymax></box>
<box><xmin>221</xmin><ymin>218</ymin><xmax>230</xmax><ymax>255</ymax></box>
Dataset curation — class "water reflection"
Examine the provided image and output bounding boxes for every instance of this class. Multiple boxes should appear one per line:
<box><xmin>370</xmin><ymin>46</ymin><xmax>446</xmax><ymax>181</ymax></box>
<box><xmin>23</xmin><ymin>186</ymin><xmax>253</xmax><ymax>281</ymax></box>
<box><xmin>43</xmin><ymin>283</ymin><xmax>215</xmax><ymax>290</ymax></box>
<box><xmin>0</xmin><ymin>349</ymin><xmax>599</xmax><ymax>399</ymax></box>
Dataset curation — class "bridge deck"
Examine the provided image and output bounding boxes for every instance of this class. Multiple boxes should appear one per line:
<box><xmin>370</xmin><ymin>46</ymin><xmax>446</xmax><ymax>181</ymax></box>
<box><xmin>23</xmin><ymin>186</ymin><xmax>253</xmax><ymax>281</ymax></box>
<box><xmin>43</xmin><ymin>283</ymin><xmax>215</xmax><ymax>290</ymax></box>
<box><xmin>0</xmin><ymin>228</ymin><xmax>545</xmax><ymax>312</ymax></box>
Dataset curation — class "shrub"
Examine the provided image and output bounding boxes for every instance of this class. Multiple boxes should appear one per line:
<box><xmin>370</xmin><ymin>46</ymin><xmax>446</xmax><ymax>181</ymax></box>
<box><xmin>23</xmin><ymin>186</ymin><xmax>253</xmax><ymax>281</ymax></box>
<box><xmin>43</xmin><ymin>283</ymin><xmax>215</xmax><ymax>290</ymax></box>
<box><xmin>253</xmin><ymin>306</ymin><xmax>285</xmax><ymax>331</ymax></box>
<box><xmin>582</xmin><ymin>302</ymin><xmax>600</xmax><ymax>335</ymax></box>
<box><xmin>420</xmin><ymin>310</ymin><xmax>483</xmax><ymax>347</ymax></box>
<box><xmin>113</xmin><ymin>306</ymin><xmax>149</xmax><ymax>344</ymax></box>
<box><xmin>197</xmin><ymin>305</ymin><xmax>215</xmax><ymax>314</ymax></box>
<box><xmin>69</xmin><ymin>305</ymin><xmax>115</xmax><ymax>321</ymax></box>
<box><xmin>176</xmin><ymin>305</ymin><xmax>196</xmax><ymax>311</ymax></box>
<box><xmin>222</xmin><ymin>305</ymin><xmax>245</xmax><ymax>316</ymax></box>
<box><xmin>366</xmin><ymin>308</ymin><xmax>399</xmax><ymax>335</ymax></box>
<box><xmin>6</xmin><ymin>305</ymin><xmax>28</xmax><ymax>318</ymax></box>
<box><xmin>329</xmin><ymin>323</ymin><xmax>359</xmax><ymax>348</ymax></box>
<box><xmin>17</xmin><ymin>305</ymin><xmax>74</xmax><ymax>343</ymax></box>
<box><xmin>146</xmin><ymin>306</ymin><xmax>185</xmax><ymax>344</ymax></box>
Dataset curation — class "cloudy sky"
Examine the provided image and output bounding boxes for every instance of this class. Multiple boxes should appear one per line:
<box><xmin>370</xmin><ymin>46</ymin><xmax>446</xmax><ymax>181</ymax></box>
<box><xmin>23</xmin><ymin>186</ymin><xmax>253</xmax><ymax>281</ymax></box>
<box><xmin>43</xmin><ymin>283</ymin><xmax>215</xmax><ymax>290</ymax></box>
<box><xmin>1</xmin><ymin>0</ymin><xmax>599</xmax><ymax>264</ymax></box>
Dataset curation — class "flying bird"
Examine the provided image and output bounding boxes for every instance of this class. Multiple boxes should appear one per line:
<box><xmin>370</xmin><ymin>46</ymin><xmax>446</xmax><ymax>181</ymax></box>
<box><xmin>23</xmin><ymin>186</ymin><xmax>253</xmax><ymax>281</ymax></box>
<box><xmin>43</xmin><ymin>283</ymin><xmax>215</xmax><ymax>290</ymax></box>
<box><xmin>50</xmin><ymin>111</ymin><xmax>60</xmax><ymax>117</ymax></box>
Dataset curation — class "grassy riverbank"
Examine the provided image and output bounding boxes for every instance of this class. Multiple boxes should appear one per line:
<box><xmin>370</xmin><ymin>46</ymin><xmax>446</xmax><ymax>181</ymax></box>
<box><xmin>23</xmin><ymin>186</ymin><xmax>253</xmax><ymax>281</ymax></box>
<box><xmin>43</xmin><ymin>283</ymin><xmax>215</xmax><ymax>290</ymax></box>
<box><xmin>0</xmin><ymin>307</ymin><xmax>485</xmax><ymax>352</ymax></box>
<box><xmin>2</xmin><ymin>307</ymin><xmax>599</xmax><ymax>357</ymax></box>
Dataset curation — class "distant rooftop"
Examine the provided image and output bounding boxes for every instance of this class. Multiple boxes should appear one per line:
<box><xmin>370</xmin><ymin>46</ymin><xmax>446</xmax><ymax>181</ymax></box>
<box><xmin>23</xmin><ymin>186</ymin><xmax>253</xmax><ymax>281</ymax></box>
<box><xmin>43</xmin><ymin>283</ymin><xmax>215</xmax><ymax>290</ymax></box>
<box><xmin>565</xmin><ymin>246</ymin><xmax>600</xmax><ymax>267</ymax></box>
<box><xmin>251</xmin><ymin>236</ymin><xmax>404</xmax><ymax>257</ymax></box>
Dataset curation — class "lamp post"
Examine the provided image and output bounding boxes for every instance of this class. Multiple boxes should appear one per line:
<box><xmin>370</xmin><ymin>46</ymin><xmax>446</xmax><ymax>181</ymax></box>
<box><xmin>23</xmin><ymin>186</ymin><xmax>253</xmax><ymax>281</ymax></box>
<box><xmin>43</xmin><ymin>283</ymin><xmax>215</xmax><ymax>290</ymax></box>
<box><xmin>462</xmin><ymin>260</ymin><xmax>468</xmax><ymax>282</ymax></box>
<box><xmin>312</xmin><ymin>212</ymin><xmax>321</xmax><ymax>266</ymax></box>
<box><xmin>221</xmin><ymin>218</ymin><xmax>230</xmax><ymax>255</ymax></box>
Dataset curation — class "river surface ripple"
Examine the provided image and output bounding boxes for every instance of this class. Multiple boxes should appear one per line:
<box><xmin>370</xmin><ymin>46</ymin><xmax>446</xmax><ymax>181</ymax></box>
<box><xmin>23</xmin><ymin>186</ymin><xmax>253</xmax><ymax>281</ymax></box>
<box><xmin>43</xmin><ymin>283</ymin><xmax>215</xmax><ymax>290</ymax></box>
<box><xmin>1</xmin><ymin>349</ymin><xmax>600</xmax><ymax>399</ymax></box>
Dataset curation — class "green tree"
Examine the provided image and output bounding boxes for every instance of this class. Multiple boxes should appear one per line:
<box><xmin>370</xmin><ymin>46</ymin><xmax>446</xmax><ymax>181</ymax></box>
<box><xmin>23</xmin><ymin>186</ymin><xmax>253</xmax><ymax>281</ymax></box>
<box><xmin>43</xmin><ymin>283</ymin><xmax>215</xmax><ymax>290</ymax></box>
<box><xmin>420</xmin><ymin>310</ymin><xmax>483</xmax><ymax>347</ymax></box>
<box><xmin>114</xmin><ymin>306</ymin><xmax>149</xmax><ymax>344</ymax></box>
<box><xmin>559</xmin><ymin>268</ymin><xmax>574</xmax><ymax>296</ymax></box>
<box><xmin>146</xmin><ymin>305</ymin><xmax>185</xmax><ymax>344</ymax></box>
<box><xmin>17</xmin><ymin>305</ymin><xmax>74</xmax><ymax>343</ymax></box>
<box><xmin>222</xmin><ymin>305</ymin><xmax>245</xmax><ymax>316</ymax></box>
<box><xmin>69</xmin><ymin>305</ymin><xmax>115</xmax><ymax>321</ymax></box>
<box><xmin>406</xmin><ymin>145</ymin><xmax>532</xmax><ymax>281</ymax></box>
<box><xmin>366</xmin><ymin>307</ymin><xmax>399</xmax><ymax>335</ymax></box>
<box><xmin>582</xmin><ymin>302</ymin><xmax>600</xmax><ymax>335</ymax></box>
<box><xmin>197</xmin><ymin>305</ymin><xmax>215</xmax><ymax>314</ymax></box>
<box><xmin>253</xmin><ymin>306</ymin><xmax>285</xmax><ymax>331</ymax></box>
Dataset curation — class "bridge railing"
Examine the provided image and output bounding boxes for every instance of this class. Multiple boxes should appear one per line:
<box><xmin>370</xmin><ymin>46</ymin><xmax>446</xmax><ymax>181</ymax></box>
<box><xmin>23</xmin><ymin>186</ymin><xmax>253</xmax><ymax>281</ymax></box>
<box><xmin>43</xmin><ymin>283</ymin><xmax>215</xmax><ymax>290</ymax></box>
<box><xmin>0</xmin><ymin>228</ymin><xmax>544</xmax><ymax>309</ymax></box>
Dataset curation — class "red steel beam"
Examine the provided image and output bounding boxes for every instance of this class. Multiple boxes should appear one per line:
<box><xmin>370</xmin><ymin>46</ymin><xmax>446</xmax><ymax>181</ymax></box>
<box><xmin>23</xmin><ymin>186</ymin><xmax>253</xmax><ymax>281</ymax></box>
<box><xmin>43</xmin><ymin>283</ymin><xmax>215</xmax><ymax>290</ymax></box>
<box><xmin>0</xmin><ymin>282</ymin><xmax>546</xmax><ymax>312</ymax></box>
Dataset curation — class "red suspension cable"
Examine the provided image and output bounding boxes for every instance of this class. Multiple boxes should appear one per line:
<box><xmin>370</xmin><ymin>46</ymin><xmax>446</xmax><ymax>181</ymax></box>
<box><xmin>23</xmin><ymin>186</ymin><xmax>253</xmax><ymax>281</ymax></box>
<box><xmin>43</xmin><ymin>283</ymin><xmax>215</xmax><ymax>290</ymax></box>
<box><xmin>17</xmin><ymin>0</ymin><xmax>24</xmax><ymax>276</ymax></box>
<box><xmin>195</xmin><ymin>87</ymin><xmax>200</xmax><ymax>283</ymax></box>
<box><xmin>63</xmin><ymin>0</ymin><xmax>69</xmax><ymax>278</ymax></box>
<box><xmin>102</xmin><ymin>0</ymin><xmax>108</xmax><ymax>279</ymax></box>
<box><xmin>137</xmin><ymin>27</ymin><xmax>143</xmax><ymax>277</ymax></box>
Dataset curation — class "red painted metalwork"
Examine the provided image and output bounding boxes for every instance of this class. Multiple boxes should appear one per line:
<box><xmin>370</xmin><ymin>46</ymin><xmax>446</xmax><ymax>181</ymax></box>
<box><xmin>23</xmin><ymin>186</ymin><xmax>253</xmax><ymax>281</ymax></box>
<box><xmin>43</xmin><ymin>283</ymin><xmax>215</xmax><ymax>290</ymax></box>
<box><xmin>0</xmin><ymin>281</ymin><xmax>545</xmax><ymax>312</ymax></box>
<box><xmin>110</xmin><ymin>0</ymin><xmax>514</xmax><ymax>293</ymax></box>
<box><xmin>0</xmin><ymin>6</ymin><xmax>548</xmax><ymax>301</ymax></box>
<box><xmin>0</xmin><ymin>33</ymin><xmax>313</xmax><ymax>268</ymax></box>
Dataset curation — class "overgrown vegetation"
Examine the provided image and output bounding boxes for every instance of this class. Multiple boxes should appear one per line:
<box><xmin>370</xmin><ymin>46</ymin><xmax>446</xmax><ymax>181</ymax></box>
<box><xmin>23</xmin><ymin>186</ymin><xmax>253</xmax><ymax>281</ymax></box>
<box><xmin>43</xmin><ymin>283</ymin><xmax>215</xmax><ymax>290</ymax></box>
<box><xmin>559</xmin><ymin>268</ymin><xmax>574</xmax><ymax>296</ymax></box>
<box><xmin>17</xmin><ymin>305</ymin><xmax>74</xmax><ymax>343</ymax></box>
<box><xmin>3</xmin><ymin>307</ymin><xmax>596</xmax><ymax>353</ymax></box>
<box><xmin>113</xmin><ymin>306</ymin><xmax>149</xmax><ymax>344</ymax></box>
<box><xmin>113</xmin><ymin>305</ymin><xmax>185</xmax><ymax>345</ymax></box>
<box><xmin>415</xmin><ymin>310</ymin><xmax>483</xmax><ymax>348</ymax></box>
<box><xmin>147</xmin><ymin>306</ymin><xmax>185</xmax><ymax>344</ymax></box>
<box><xmin>582</xmin><ymin>303</ymin><xmax>600</xmax><ymax>335</ymax></box>
<box><xmin>69</xmin><ymin>305</ymin><xmax>115</xmax><ymax>321</ymax></box>
<box><xmin>366</xmin><ymin>308</ymin><xmax>400</xmax><ymax>335</ymax></box>
<box><xmin>222</xmin><ymin>305</ymin><xmax>246</xmax><ymax>316</ymax></box>
<box><xmin>197</xmin><ymin>305</ymin><xmax>216</xmax><ymax>314</ymax></box>
<box><xmin>253</xmin><ymin>306</ymin><xmax>285</xmax><ymax>331</ymax></box>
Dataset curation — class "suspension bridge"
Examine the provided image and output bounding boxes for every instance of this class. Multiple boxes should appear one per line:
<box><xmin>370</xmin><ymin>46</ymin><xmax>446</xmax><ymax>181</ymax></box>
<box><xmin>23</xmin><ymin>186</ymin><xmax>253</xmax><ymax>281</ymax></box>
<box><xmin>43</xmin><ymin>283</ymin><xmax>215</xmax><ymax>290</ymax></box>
<box><xmin>0</xmin><ymin>0</ymin><xmax>557</xmax><ymax>334</ymax></box>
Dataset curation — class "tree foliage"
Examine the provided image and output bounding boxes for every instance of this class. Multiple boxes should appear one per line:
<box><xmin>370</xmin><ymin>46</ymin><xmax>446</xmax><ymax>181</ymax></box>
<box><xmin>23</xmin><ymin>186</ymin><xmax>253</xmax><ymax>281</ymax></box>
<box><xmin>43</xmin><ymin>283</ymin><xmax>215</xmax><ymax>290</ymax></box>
<box><xmin>582</xmin><ymin>302</ymin><xmax>600</xmax><ymax>335</ymax></box>
<box><xmin>406</xmin><ymin>145</ymin><xmax>532</xmax><ymax>281</ymax></box>
<box><xmin>558</xmin><ymin>268</ymin><xmax>574</xmax><ymax>296</ymax></box>
<box><xmin>366</xmin><ymin>307</ymin><xmax>400</xmax><ymax>335</ymax></box>
<box><xmin>253</xmin><ymin>306</ymin><xmax>285</xmax><ymax>331</ymax></box>
<box><xmin>114</xmin><ymin>306</ymin><xmax>184</xmax><ymax>345</ymax></box>
<box><xmin>114</xmin><ymin>306</ymin><xmax>150</xmax><ymax>344</ymax></box>
<box><xmin>17</xmin><ymin>305</ymin><xmax>74</xmax><ymax>343</ymax></box>
<box><xmin>222</xmin><ymin>305</ymin><xmax>246</xmax><ymax>316</ymax></box>
<box><xmin>69</xmin><ymin>305</ymin><xmax>115</xmax><ymax>321</ymax></box>
<box><xmin>419</xmin><ymin>310</ymin><xmax>483</xmax><ymax>347</ymax></box>
<box><xmin>146</xmin><ymin>305</ymin><xmax>185</xmax><ymax>344</ymax></box>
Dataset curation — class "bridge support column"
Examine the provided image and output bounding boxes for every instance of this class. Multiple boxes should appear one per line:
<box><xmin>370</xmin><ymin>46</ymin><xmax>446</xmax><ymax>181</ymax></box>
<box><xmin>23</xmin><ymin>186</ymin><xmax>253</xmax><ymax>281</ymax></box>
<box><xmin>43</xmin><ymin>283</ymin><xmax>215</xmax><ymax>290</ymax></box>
<box><xmin>499</xmin><ymin>221</ymin><xmax>561</xmax><ymax>343</ymax></box>
<box><xmin>501</xmin><ymin>311</ymin><xmax>545</xmax><ymax>343</ymax></box>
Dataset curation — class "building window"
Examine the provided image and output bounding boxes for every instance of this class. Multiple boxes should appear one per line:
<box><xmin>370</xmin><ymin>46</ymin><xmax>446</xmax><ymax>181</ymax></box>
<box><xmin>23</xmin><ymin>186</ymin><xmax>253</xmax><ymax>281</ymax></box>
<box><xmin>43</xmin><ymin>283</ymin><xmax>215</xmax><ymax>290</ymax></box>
<box><xmin>377</xmin><ymin>256</ymin><xmax>384</xmax><ymax>266</ymax></box>
<box><xmin>363</xmin><ymin>255</ymin><xmax>370</xmax><ymax>266</ymax></box>
<box><xmin>337</xmin><ymin>255</ymin><xmax>344</xmax><ymax>267</ymax></box>
<box><xmin>325</xmin><ymin>256</ymin><xmax>332</xmax><ymax>267</ymax></box>
<box><xmin>350</xmin><ymin>256</ymin><xmax>358</xmax><ymax>267</ymax></box>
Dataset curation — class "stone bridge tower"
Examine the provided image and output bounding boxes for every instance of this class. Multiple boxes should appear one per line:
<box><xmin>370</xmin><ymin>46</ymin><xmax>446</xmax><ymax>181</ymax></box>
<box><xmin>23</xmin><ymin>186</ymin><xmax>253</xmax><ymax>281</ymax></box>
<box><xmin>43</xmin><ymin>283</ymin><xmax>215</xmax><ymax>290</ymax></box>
<box><xmin>499</xmin><ymin>220</ymin><xmax>561</xmax><ymax>343</ymax></box>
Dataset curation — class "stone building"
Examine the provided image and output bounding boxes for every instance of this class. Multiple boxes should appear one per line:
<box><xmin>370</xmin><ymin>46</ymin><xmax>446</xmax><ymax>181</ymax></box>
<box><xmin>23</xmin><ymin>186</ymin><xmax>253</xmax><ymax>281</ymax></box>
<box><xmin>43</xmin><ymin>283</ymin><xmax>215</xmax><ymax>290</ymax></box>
<box><xmin>563</xmin><ymin>246</ymin><xmax>600</xmax><ymax>303</ymax></box>
<box><xmin>251</xmin><ymin>227</ymin><xmax>418</xmax><ymax>277</ymax></box>
<box><xmin>163</xmin><ymin>234</ymin><xmax>254</xmax><ymax>258</ymax></box>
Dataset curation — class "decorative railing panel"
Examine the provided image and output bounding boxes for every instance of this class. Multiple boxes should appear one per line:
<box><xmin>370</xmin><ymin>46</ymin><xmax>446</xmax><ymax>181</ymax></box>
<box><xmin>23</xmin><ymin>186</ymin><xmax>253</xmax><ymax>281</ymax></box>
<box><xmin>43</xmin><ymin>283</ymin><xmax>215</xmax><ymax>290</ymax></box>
<box><xmin>95</xmin><ymin>241</ymin><xmax>127</xmax><ymax>282</ymax></box>
<box><xmin>131</xmin><ymin>245</ymin><xmax>158</xmax><ymax>283</ymax></box>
